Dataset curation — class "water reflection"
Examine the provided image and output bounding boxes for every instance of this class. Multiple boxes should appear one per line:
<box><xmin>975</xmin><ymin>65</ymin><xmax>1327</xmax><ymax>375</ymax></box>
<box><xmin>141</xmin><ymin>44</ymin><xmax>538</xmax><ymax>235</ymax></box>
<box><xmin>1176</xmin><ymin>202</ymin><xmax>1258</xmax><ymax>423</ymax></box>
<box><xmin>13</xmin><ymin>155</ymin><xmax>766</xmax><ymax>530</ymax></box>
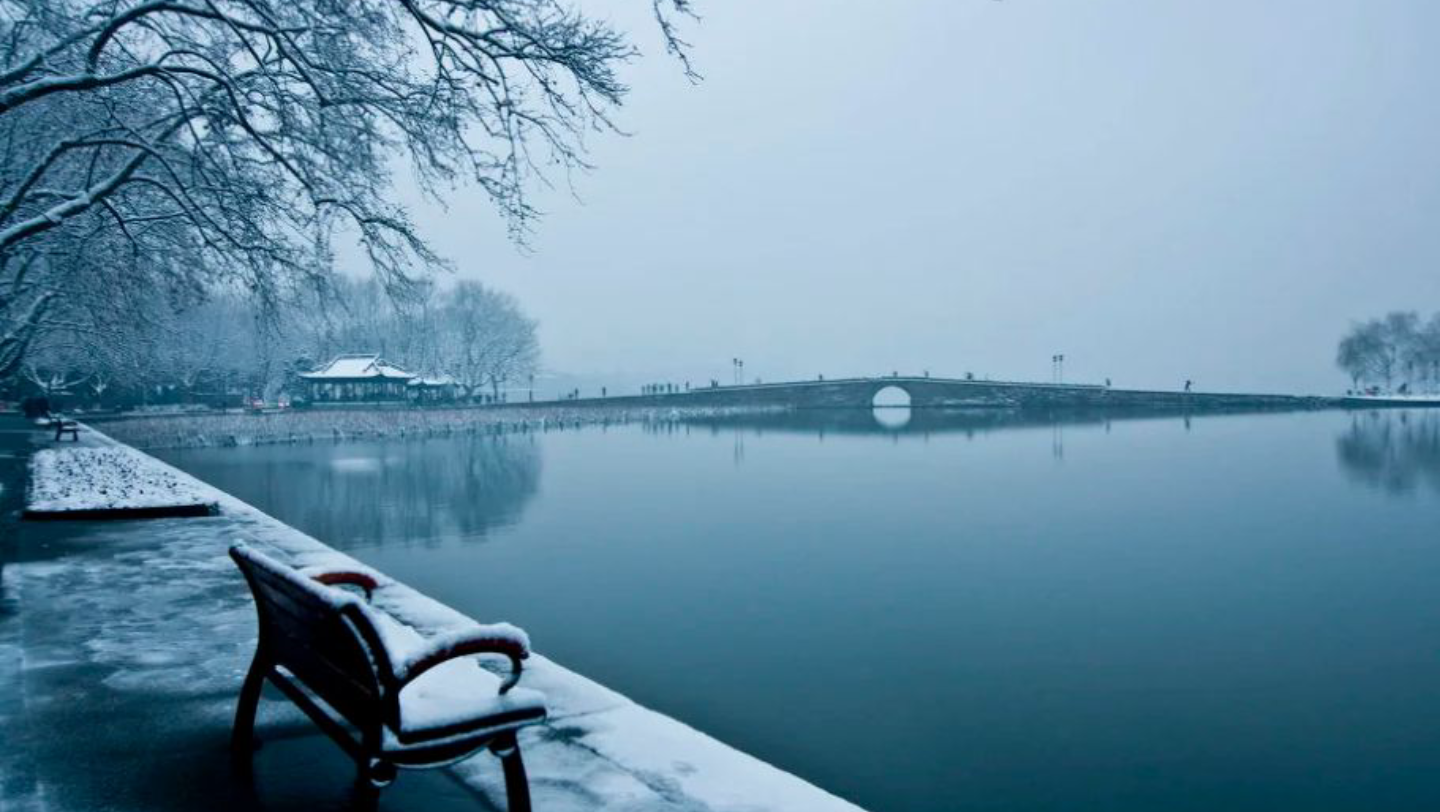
<box><xmin>162</xmin><ymin>434</ymin><xmax>541</xmax><ymax>549</ymax></box>
<box><xmin>871</xmin><ymin>406</ymin><xmax>912</xmax><ymax>430</ymax></box>
<box><xmin>156</xmin><ymin>408</ymin><xmax>1440</xmax><ymax>812</ymax></box>
<box><xmin>679</xmin><ymin>406</ymin><xmax>1173</xmax><ymax>437</ymax></box>
<box><xmin>1336</xmin><ymin>410</ymin><xmax>1440</xmax><ymax>496</ymax></box>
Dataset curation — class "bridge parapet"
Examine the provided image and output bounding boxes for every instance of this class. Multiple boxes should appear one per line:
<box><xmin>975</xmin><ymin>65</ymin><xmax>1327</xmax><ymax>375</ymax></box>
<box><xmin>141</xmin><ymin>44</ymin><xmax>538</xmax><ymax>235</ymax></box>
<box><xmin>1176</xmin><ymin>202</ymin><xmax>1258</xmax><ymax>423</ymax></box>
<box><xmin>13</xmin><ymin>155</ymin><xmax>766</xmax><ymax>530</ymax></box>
<box><xmin>537</xmin><ymin>376</ymin><xmax>1345</xmax><ymax>412</ymax></box>
<box><xmin>578</xmin><ymin>377</ymin><xmax>1118</xmax><ymax>410</ymax></box>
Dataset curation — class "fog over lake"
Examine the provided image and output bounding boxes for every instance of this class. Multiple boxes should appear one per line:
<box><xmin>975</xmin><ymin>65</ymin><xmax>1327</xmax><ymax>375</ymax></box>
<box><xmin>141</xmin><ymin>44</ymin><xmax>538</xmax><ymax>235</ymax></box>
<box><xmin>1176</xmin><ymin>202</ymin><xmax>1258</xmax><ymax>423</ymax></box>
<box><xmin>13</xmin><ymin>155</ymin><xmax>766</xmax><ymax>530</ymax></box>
<box><xmin>383</xmin><ymin>0</ymin><xmax>1440</xmax><ymax>394</ymax></box>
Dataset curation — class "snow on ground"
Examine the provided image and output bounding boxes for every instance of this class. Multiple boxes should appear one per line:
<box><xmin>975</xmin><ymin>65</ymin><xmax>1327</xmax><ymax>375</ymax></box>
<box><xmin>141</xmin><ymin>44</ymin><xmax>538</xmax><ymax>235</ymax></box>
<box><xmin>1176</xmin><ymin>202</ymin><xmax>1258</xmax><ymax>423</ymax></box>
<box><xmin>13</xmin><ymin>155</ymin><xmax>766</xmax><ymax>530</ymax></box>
<box><xmin>16</xmin><ymin>425</ymin><xmax>864</xmax><ymax>812</ymax></box>
<box><xmin>1346</xmin><ymin>393</ymin><xmax>1440</xmax><ymax>403</ymax></box>
<box><xmin>27</xmin><ymin>446</ymin><xmax>217</xmax><ymax>514</ymax></box>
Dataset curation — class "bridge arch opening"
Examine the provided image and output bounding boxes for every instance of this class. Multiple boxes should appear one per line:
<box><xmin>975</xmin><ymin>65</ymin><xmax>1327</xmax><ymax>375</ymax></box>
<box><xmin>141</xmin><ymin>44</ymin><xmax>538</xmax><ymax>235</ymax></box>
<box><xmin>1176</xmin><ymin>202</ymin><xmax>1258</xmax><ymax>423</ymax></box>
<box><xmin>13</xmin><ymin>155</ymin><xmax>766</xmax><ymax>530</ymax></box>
<box><xmin>872</xmin><ymin>385</ymin><xmax>912</xmax><ymax>429</ymax></box>
<box><xmin>872</xmin><ymin>385</ymin><xmax>912</xmax><ymax>409</ymax></box>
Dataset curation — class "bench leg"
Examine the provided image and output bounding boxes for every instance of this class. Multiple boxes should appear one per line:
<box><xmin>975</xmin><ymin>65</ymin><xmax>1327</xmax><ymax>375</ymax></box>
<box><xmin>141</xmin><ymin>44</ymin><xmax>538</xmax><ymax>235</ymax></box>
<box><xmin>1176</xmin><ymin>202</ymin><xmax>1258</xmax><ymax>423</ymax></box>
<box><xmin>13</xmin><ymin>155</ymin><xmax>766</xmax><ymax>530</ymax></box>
<box><xmin>358</xmin><ymin>756</ymin><xmax>396</xmax><ymax>789</ymax></box>
<box><xmin>231</xmin><ymin>654</ymin><xmax>267</xmax><ymax>759</ymax></box>
<box><xmin>492</xmin><ymin>733</ymin><xmax>532</xmax><ymax>812</ymax></box>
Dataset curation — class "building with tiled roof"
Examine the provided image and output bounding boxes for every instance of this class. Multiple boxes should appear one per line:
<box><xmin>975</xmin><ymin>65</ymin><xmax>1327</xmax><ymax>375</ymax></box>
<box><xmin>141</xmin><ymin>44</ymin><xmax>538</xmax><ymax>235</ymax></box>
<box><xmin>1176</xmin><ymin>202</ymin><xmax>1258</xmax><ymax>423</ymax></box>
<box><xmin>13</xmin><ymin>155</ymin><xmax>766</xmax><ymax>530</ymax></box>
<box><xmin>297</xmin><ymin>354</ymin><xmax>415</xmax><ymax>402</ymax></box>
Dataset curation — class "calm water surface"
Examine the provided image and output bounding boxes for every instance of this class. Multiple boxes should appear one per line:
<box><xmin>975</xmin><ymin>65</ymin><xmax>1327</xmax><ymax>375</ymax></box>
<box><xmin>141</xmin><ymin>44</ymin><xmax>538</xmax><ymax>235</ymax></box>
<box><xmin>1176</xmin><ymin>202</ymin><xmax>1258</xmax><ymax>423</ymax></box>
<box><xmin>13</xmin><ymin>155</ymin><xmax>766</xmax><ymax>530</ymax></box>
<box><xmin>160</xmin><ymin>409</ymin><xmax>1440</xmax><ymax>812</ymax></box>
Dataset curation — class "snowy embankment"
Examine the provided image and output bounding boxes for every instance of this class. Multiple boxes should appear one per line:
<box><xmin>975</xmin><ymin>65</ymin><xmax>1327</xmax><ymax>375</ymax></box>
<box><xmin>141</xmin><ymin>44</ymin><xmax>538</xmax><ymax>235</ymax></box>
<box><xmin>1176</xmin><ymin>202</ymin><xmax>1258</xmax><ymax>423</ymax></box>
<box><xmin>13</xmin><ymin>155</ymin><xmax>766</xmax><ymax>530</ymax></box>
<box><xmin>99</xmin><ymin>404</ymin><xmax>782</xmax><ymax>450</ymax></box>
<box><xmin>26</xmin><ymin>446</ymin><xmax>217</xmax><ymax>518</ymax></box>
<box><xmin>58</xmin><ymin>425</ymin><xmax>863</xmax><ymax>812</ymax></box>
<box><xmin>1344</xmin><ymin>393</ymin><xmax>1440</xmax><ymax>404</ymax></box>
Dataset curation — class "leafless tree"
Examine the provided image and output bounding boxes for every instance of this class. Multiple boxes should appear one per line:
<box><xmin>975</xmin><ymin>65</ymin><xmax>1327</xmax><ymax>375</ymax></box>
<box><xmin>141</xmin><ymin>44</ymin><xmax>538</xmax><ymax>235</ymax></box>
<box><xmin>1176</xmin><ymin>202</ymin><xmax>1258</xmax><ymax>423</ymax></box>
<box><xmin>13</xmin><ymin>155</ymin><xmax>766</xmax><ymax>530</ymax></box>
<box><xmin>1337</xmin><ymin>311</ymin><xmax>1432</xmax><ymax>391</ymax></box>
<box><xmin>1405</xmin><ymin>313</ymin><xmax>1440</xmax><ymax>390</ymax></box>
<box><xmin>1338</xmin><ymin>321</ymin><xmax>1387</xmax><ymax>391</ymax></box>
<box><xmin>437</xmin><ymin>280</ymin><xmax>537</xmax><ymax>399</ymax></box>
<box><xmin>0</xmin><ymin>0</ymin><xmax>695</xmax><ymax>381</ymax></box>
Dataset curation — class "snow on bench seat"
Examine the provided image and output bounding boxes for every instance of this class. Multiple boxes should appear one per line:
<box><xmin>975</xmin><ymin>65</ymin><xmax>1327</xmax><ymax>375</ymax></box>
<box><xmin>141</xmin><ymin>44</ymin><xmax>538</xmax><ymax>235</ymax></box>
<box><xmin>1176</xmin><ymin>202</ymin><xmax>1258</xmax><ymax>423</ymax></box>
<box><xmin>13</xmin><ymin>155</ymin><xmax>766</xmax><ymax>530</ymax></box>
<box><xmin>365</xmin><ymin>608</ymin><xmax>548</xmax><ymax>746</ymax></box>
<box><xmin>26</xmin><ymin>446</ymin><xmax>217</xmax><ymax>518</ymax></box>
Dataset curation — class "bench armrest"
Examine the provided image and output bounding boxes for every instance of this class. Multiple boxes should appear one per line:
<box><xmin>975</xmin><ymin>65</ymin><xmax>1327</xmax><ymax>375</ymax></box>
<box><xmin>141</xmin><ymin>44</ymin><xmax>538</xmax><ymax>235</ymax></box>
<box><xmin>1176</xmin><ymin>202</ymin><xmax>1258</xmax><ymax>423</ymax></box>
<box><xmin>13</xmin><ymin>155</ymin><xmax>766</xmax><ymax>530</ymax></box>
<box><xmin>306</xmin><ymin>570</ymin><xmax>380</xmax><ymax>600</ymax></box>
<box><xmin>392</xmin><ymin>625</ymin><xmax>531</xmax><ymax>694</ymax></box>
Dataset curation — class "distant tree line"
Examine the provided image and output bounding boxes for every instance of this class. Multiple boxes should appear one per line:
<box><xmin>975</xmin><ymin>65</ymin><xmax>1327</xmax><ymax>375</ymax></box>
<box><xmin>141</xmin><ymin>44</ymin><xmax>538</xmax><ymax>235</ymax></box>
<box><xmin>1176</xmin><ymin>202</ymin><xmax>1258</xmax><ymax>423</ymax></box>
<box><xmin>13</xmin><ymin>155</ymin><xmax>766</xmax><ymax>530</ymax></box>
<box><xmin>15</xmin><ymin>276</ymin><xmax>538</xmax><ymax>407</ymax></box>
<box><xmin>1336</xmin><ymin>311</ymin><xmax>1440</xmax><ymax>392</ymax></box>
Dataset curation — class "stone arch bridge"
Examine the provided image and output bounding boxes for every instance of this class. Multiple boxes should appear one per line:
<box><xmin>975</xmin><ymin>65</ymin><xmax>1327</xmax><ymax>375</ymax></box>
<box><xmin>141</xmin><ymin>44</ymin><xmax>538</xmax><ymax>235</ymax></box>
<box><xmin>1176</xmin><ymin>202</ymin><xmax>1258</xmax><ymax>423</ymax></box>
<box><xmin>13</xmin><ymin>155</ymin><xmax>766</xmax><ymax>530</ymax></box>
<box><xmin>579</xmin><ymin>376</ymin><xmax>1341</xmax><ymax>412</ymax></box>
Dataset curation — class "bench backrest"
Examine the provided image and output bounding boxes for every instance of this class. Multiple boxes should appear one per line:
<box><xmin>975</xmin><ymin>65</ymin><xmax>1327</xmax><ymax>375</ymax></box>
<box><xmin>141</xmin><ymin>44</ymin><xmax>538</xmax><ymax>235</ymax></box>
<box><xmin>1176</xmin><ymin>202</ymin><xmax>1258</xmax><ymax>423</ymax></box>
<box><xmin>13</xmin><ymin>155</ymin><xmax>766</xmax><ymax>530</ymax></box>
<box><xmin>231</xmin><ymin>545</ymin><xmax>392</xmax><ymax>727</ymax></box>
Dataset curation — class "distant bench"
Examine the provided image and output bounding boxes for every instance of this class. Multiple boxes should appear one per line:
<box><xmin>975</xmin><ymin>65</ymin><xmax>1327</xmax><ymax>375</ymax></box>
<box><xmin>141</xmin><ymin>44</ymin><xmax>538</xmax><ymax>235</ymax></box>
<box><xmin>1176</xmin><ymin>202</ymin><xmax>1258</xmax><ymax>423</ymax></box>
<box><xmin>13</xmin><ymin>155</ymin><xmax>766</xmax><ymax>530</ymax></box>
<box><xmin>229</xmin><ymin>544</ymin><xmax>547</xmax><ymax>809</ymax></box>
<box><xmin>52</xmin><ymin>417</ymin><xmax>79</xmax><ymax>442</ymax></box>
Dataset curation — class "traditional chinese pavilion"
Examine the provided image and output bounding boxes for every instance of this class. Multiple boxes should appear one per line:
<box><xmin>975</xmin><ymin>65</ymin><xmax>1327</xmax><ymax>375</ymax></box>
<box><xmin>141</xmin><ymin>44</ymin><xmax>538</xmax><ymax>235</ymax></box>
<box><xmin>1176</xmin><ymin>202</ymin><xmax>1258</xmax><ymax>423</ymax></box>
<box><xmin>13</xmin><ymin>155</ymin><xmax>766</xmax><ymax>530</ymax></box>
<box><xmin>297</xmin><ymin>354</ymin><xmax>415</xmax><ymax>402</ymax></box>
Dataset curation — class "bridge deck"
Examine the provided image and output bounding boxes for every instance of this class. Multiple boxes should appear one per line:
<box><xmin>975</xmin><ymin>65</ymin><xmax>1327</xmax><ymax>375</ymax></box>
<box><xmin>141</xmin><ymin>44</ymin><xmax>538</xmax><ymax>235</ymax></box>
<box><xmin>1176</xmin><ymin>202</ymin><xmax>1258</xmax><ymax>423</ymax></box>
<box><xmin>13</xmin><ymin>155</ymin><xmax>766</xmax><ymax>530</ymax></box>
<box><xmin>515</xmin><ymin>376</ymin><xmax>1374</xmax><ymax>412</ymax></box>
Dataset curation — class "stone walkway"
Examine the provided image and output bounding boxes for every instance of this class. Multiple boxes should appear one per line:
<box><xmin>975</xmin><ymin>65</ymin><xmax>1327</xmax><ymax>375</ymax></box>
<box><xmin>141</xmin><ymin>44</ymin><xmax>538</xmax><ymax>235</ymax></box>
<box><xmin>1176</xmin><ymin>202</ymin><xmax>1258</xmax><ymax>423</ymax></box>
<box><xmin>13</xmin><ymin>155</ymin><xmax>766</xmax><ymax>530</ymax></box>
<box><xmin>0</xmin><ymin>415</ymin><xmax>864</xmax><ymax>812</ymax></box>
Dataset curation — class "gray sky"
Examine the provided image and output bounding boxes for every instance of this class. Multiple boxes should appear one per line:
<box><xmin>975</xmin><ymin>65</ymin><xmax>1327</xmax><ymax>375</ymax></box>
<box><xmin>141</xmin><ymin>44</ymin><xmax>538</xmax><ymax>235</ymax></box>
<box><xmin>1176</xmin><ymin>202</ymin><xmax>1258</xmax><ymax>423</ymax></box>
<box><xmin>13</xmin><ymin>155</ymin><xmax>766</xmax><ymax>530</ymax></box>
<box><xmin>392</xmin><ymin>0</ymin><xmax>1440</xmax><ymax>394</ymax></box>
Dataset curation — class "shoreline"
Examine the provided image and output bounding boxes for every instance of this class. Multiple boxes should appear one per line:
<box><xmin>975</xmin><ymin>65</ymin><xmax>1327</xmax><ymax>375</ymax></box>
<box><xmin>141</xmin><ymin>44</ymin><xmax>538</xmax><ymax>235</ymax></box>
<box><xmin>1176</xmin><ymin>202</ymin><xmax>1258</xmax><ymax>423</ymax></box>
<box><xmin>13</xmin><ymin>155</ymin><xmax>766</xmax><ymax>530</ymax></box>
<box><xmin>89</xmin><ymin>404</ymin><xmax>783</xmax><ymax>450</ymax></box>
<box><xmin>84</xmin><ymin>390</ymin><xmax>1440</xmax><ymax>451</ymax></box>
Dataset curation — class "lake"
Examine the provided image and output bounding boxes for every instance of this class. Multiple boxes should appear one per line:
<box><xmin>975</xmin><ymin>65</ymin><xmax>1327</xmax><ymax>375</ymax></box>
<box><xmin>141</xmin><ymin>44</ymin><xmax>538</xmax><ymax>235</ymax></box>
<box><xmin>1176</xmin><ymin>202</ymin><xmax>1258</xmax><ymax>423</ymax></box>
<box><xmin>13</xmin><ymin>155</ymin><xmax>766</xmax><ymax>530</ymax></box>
<box><xmin>158</xmin><ymin>407</ymin><xmax>1440</xmax><ymax>812</ymax></box>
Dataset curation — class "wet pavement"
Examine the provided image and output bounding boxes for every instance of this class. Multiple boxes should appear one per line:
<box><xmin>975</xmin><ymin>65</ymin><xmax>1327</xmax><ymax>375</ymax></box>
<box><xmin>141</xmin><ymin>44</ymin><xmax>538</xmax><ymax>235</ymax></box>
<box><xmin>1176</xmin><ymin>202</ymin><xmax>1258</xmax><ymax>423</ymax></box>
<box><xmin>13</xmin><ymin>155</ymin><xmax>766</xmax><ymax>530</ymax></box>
<box><xmin>0</xmin><ymin>415</ymin><xmax>498</xmax><ymax>812</ymax></box>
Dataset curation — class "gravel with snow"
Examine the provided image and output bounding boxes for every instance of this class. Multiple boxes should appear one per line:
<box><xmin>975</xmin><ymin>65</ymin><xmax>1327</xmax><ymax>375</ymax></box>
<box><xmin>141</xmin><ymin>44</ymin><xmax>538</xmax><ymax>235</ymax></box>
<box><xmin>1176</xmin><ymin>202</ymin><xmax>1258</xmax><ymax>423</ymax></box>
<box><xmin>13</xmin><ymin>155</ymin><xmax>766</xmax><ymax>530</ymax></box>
<box><xmin>97</xmin><ymin>404</ymin><xmax>785</xmax><ymax>450</ymax></box>
<box><xmin>28</xmin><ymin>446</ymin><xmax>216</xmax><ymax>513</ymax></box>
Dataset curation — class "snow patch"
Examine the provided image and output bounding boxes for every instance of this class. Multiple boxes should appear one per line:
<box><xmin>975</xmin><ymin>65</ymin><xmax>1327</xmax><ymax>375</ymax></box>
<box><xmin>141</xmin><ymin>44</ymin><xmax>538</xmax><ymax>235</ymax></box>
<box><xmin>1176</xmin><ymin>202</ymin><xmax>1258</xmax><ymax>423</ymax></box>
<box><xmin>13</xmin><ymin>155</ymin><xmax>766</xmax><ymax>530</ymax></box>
<box><xmin>27</xmin><ymin>446</ymin><xmax>217</xmax><ymax>513</ymax></box>
<box><xmin>1348</xmin><ymin>393</ymin><xmax>1440</xmax><ymax>403</ymax></box>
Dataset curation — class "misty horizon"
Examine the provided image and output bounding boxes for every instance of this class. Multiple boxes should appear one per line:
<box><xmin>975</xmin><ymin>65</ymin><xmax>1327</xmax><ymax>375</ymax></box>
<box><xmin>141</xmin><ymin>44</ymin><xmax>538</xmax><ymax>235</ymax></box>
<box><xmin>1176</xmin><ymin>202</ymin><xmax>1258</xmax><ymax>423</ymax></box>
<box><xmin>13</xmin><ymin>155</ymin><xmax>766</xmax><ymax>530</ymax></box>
<box><xmin>361</xmin><ymin>0</ymin><xmax>1440</xmax><ymax>394</ymax></box>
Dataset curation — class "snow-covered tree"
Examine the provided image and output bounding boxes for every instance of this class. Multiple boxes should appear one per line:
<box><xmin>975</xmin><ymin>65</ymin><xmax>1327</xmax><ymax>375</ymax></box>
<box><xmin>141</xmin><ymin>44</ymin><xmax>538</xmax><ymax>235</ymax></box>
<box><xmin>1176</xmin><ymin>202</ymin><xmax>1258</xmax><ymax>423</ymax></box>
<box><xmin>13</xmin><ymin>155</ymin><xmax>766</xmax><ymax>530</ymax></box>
<box><xmin>1337</xmin><ymin>311</ymin><xmax>1434</xmax><ymax>391</ymax></box>
<box><xmin>1406</xmin><ymin>313</ymin><xmax>1440</xmax><ymax>390</ymax></box>
<box><xmin>0</xmin><ymin>0</ymin><xmax>694</xmax><ymax>381</ymax></box>
<box><xmin>437</xmin><ymin>281</ymin><xmax>539</xmax><ymax>400</ymax></box>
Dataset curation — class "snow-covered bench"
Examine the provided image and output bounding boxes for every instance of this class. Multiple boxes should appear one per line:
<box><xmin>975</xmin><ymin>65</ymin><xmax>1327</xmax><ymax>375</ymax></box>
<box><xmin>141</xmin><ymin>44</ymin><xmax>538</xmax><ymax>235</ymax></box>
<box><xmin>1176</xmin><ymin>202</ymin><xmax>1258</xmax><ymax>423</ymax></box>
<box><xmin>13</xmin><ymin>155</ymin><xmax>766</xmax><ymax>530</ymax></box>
<box><xmin>52</xmin><ymin>416</ymin><xmax>79</xmax><ymax>441</ymax></box>
<box><xmin>228</xmin><ymin>544</ymin><xmax>547</xmax><ymax>809</ymax></box>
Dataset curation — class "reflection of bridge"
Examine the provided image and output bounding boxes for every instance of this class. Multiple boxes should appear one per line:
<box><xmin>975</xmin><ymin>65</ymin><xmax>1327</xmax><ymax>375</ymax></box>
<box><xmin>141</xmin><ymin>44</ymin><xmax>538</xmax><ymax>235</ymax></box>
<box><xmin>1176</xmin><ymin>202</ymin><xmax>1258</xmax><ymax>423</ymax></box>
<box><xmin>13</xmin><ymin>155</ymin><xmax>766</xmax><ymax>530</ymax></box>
<box><xmin>574</xmin><ymin>376</ymin><xmax>1343</xmax><ymax>412</ymax></box>
<box><xmin>673</xmin><ymin>406</ymin><xmax>1180</xmax><ymax>437</ymax></box>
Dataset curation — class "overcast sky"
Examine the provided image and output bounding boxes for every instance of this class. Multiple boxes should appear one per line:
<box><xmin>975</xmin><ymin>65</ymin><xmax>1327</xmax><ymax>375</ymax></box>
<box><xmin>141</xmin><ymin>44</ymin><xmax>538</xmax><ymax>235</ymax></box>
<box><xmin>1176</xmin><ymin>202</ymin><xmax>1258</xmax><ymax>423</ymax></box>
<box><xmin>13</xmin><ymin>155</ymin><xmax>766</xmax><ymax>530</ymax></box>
<box><xmin>389</xmin><ymin>0</ymin><xmax>1440</xmax><ymax>394</ymax></box>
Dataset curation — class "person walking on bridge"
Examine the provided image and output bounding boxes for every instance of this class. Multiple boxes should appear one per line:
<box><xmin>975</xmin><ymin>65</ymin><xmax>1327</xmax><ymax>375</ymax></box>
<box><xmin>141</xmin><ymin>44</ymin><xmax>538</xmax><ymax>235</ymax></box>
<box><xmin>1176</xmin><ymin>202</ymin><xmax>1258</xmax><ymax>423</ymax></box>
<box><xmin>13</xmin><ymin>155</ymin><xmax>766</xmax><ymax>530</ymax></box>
<box><xmin>1184</xmin><ymin>380</ymin><xmax>1193</xmax><ymax>393</ymax></box>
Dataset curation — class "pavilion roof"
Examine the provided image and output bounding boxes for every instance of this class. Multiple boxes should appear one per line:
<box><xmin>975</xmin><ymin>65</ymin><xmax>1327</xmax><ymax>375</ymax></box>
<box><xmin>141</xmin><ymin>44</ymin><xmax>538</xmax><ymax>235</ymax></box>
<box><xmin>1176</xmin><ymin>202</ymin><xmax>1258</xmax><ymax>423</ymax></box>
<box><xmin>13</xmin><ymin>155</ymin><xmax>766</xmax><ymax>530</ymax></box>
<box><xmin>298</xmin><ymin>354</ymin><xmax>415</xmax><ymax>381</ymax></box>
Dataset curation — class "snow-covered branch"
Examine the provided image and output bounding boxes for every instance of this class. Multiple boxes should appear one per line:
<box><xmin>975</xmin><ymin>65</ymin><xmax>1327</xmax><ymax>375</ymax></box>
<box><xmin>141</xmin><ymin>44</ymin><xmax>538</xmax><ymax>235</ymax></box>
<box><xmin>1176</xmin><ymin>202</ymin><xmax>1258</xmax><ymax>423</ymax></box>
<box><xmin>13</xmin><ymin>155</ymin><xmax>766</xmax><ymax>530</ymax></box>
<box><xmin>0</xmin><ymin>0</ymin><xmax>696</xmax><ymax>382</ymax></box>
